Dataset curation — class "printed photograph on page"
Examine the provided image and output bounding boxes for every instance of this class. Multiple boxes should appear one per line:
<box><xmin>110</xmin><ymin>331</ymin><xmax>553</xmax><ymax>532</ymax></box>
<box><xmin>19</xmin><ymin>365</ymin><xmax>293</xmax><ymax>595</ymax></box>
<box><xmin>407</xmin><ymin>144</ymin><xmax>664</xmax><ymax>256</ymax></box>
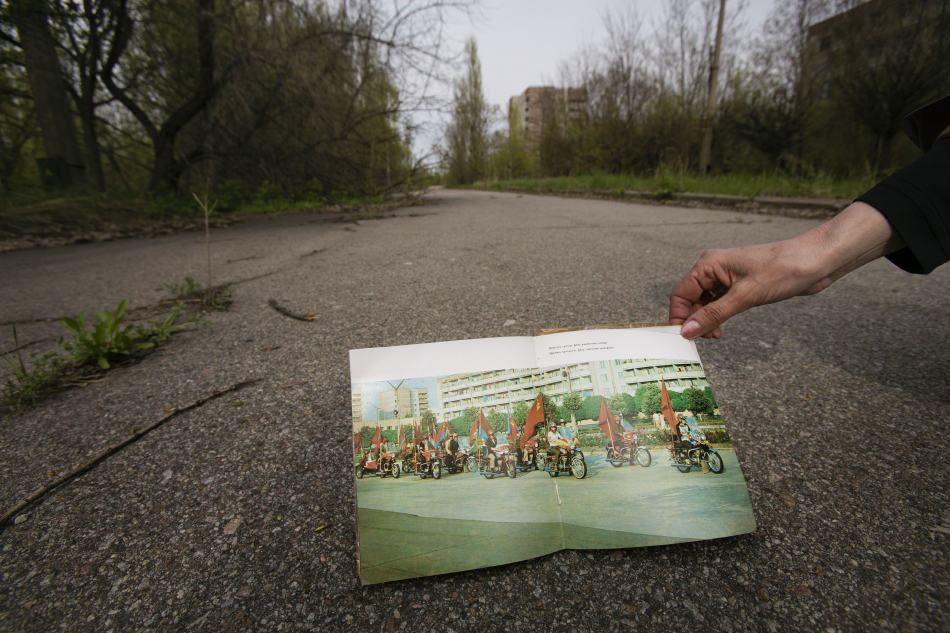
<box><xmin>351</xmin><ymin>358</ymin><xmax>755</xmax><ymax>585</ymax></box>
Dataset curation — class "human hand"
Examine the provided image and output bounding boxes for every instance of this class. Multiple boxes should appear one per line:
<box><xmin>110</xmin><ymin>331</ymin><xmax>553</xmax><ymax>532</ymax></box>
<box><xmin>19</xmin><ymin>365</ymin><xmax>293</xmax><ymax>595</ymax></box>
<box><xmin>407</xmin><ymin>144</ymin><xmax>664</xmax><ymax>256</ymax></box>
<box><xmin>669</xmin><ymin>202</ymin><xmax>905</xmax><ymax>340</ymax></box>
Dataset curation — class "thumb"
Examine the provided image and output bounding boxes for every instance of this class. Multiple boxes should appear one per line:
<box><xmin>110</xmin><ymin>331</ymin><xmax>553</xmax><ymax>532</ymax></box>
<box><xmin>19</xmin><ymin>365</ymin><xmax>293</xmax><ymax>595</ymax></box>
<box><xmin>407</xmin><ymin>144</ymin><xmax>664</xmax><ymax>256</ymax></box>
<box><xmin>679</xmin><ymin>294</ymin><xmax>744</xmax><ymax>339</ymax></box>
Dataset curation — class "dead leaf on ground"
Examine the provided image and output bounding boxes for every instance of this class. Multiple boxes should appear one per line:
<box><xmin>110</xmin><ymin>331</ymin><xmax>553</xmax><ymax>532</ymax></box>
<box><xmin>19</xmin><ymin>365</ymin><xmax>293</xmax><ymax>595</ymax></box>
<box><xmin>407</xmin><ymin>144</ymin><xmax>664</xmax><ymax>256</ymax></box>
<box><xmin>777</xmin><ymin>493</ymin><xmax>796</xmax><ymax>508</ymax></box>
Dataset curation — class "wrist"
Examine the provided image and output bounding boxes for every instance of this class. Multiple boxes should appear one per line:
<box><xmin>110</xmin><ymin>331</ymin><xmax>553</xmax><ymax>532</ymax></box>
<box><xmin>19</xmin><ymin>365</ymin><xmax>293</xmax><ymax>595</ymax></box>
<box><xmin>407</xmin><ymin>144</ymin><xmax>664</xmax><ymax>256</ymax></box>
<box><xmin>795</xmin><ymin>201</ymin><xmax>904</xmax><ymax>286</ymax></box>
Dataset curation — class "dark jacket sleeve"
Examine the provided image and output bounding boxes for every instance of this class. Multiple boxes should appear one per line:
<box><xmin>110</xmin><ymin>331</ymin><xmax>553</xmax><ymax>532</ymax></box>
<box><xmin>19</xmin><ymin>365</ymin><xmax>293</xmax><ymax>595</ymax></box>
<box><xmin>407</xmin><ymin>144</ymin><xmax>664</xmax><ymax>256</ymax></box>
<box><xmin>856</xmin><ymin>96</ymin><xmax>950</xmax><ymax>275</ymax></box>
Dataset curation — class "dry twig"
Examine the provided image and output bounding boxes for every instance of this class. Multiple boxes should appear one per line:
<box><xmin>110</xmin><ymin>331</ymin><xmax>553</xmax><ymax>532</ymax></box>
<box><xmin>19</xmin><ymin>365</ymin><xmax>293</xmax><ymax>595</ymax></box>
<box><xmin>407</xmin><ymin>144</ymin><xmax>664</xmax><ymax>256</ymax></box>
<box><xmin>268</xmin><ymin>299</ymin><xmax>318</xmax><ymax>321</ymax></box>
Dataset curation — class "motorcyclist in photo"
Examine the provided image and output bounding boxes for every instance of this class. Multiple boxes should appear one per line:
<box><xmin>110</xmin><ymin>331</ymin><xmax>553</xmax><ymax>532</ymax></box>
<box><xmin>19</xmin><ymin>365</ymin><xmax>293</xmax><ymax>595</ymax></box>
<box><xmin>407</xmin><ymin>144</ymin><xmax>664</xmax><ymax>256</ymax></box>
<box><xmin>548</xmin><ymin>423</ymin><xmax>568</xmax><ymax>469</ymax></box>
<box><xmin>485</xmin><ymin>430</ymin><xmax>498</xmax><ymax>471</ymax></box>
<box><xmin>674</xmin><ymin>415</ymin><xmax>698</xmax><ymax>461</ymax></box>
<box><xmin>558</xmin><ymin>418</ymin><xmax>580</xmax><ymax>449</ymax></box>
<box><xmin>445</xmin><ymin>433</ymin><xmax>460</xmax><ymax>471</ymax></box>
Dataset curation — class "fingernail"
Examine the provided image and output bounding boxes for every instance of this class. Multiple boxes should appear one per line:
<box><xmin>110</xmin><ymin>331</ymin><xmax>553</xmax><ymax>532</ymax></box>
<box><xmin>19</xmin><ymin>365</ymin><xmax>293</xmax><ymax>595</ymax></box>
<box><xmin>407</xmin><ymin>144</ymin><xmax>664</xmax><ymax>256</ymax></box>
<box><xmin>681</xmin><ymin>321</ymin><xmax>701</xmax><ymax>339</ymax></box>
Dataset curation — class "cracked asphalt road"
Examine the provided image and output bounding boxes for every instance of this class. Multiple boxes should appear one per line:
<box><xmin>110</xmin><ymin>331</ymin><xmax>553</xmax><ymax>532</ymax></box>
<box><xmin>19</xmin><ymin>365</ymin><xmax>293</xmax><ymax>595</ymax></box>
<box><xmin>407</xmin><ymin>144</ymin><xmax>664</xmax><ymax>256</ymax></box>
<box><xmin>1</xmin><ymin>188</ymin><xmax>948</xmax><ymax>633</ymax></box>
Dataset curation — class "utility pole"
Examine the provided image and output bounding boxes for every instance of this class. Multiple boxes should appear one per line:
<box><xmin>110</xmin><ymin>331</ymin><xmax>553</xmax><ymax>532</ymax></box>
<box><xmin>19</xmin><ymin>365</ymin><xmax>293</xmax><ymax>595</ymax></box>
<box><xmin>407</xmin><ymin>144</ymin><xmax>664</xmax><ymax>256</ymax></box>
<box><xmin>698</xmin><ymin>0</ymin><xmax>727</xmax><ymax>176</ymax></box>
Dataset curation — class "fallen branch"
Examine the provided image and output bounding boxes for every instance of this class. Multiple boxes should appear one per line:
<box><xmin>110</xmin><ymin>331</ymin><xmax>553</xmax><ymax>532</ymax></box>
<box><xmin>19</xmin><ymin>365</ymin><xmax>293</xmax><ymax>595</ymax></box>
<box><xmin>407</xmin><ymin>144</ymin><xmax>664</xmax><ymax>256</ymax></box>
<box><xmin>0</xmin><ymin>378</ymin><xmax>260</xmax><ymax>527</ymax></box>
<box><xmin>268</xmin><ymin>299</ymin><xmax>318</xmax><ymax>321</ymax></box>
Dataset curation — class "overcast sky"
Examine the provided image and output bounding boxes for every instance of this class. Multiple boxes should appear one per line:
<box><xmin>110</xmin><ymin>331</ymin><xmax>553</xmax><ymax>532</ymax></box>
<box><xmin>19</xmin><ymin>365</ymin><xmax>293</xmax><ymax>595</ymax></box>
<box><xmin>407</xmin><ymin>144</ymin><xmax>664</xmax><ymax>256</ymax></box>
<box><xmin>413</xmin><ymin>0</ymin><xmax>775</xmax><ymax>155</ymax></box>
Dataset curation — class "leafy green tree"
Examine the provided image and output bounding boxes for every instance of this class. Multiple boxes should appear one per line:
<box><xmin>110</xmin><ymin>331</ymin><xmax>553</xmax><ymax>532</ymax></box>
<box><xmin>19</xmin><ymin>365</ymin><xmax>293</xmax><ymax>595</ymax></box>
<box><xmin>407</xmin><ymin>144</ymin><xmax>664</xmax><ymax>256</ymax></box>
<box><xmin>608</xmin><ymin>392</ymin><xmax>635</xmax><ymax>419</ymax></box>
<box><xmin>685</xmin><ymin>387</ymin><xmax>714</xmax><ymax>417</ymax></box>
<box><xmin>669</xmin><ymin>390</ymin><xmax>686</xmax><ymax>412</ymax></box>
<box><xmin>358</xmin><ymin>425</ymin><xmax>376</xmax><ymax>448</ymax></box>
<box><xmin>449</xmin><ymin>415</ymin><xmax>469</xmax><ymax>437</ymax></box>
<box><xmin>449</xmin><ymin>407</ymin><xmax>478</xmax><ymax>437</ymax></box>
<box><xmin>420</xmin><ymin>409</ymin><xmax>437</xmax><ymax>426</ymax></box>
<box><xmin>576</xmin><ymin>395</ymin><xmax>604</xmax><ymax>421</ymax></box>
<box><xmin>634</xmin><ymin>383</ymin><xmax>661</xmax><ymax>415</ymax></box>
<box><xmin>487</xmin><ymin>410</ymin><xmax>508</xmax><ymax>432</ymax></box>
<box><xmin>382</xmin><ymin>429</ymin><xmax>397</xmax><ymax>443</ymax></box>
<box><xmin>562</xmin><ymin>390</ymin><xmax>583</xmax><ymax>425</ymax></box>
<box><xmin>512</xmin><ymin>401</ymin><xmax>530</xmax><ymax>427</ymax></box>
<box><xmin>444</xmin><ymin>37</ymin><xmax>491</xmax><ymax>185</ymax></box>
<box><xmin>704</xmin><ymin>387</ymin><xmax>718</xmax><ymax>409</ymax></box>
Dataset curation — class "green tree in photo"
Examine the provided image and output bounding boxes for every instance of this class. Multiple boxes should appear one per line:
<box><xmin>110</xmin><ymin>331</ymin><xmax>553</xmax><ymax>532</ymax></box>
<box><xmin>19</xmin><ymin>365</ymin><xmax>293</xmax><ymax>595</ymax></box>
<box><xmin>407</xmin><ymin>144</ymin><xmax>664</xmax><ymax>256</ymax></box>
<box><xmin>669</xmin><ymin>390</ymin><xmax>686</xmax><ymax>412</ymax></box>
<box><xmin>449</xmin><ymin>407</ymin><xmax>478</xmax><ymax>437</ymax></box>
<box><xmin>576</xmin><ymin>395</ymin><xmax>604</xmax><ymax>421</ymax></box>
<box><xmin>704</xmin><ymin>387</ymin><xmax>718</xmax><ymax>409</ymax></box>
<box><xmin>608</xmin><ymin>392</ymin><xmax>636</xmax><ymax>419</ymax></box>
<box><xmin>512</xmin><ymin>401</ymin><xmax>530</xmax><ymax>427</ymax></box>
<box><xmin>562</xmin><ymin>390</ymin><xmax>583</xmax><ymax>425</ymax></box>
<box><xmin>685</xmin><ymin>387</ymin><xmax>714</xmax><ymax>418</ymax></box>
<box><xmin>634</xmin><ymin>383</ymin><xmax>661</xmax><ymax>415</ymax></box>
<box><xmin>358</xmin><ymin>425</ymin><xmax>377</xmax><ymax>448</ymax></box>
<box><xmin>420</xmin><ymin>409</ymin><xmax>437</xmax><ymax>427</ymax></box>
<box><xmin>487</xmin><ymin>410</ymin><xmax>508</xmax><ymax>432</ymax></box>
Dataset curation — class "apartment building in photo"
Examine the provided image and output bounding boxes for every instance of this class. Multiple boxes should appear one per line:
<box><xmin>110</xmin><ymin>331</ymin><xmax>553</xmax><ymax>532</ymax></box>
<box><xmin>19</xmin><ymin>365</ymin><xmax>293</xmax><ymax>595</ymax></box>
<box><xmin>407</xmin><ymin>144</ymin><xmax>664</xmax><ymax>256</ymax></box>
<box><xmin>437</xmin><ymin>360</ymin><xmax>708</xmax><ymax>420</ymax></box>
<box><xmin>378</xmin><ymin>387</ymin><xmax>429</xmax><ymax>421</ymax></box>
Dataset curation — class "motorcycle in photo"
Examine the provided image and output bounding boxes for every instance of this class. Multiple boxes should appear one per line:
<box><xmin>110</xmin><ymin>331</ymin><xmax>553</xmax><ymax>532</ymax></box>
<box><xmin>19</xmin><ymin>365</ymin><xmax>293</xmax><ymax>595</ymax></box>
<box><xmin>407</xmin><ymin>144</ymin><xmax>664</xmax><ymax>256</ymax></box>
<box><xmin>410</xmin><ymin>449</ymin><xmax>443</xmax><ymax>480</ymax></box>
<box><xmin>355</xmin><ymin>451</ymin><xmax>400</xmax><ymax>479</ymax></box>
<box><xmin>605</xmin><ymin>429</ymin><xmax>652</xmax><ymax>468</ymax></box>
<box><xmin>515</xmin><ymin>437</ymin><xmax>541</xmax><ymax>472</ymax></box>
<box><xmin>537</xmin><ymin>443</ymin><xmax>587</xmax><ymax>479</ymax></box>
<box><xmin>468</xmin><ymin>443</ymin><xmax>517</xmax><ymax>479</ymax></box>
<box><xmin>441</xmin><ymin>446</ymin><xmax>468</xmax><ymax>475</ymax></box>
<box><xmin>668</xmin><ymin>417</ymin><xmax>724</xmax><ymax>474</ymax></box>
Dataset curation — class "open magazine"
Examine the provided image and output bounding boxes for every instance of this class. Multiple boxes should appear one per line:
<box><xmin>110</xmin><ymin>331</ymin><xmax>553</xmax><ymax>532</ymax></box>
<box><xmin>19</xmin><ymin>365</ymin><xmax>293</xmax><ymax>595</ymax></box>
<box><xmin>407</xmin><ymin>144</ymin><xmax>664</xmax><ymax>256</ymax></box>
<box><xmin>349</xmin><ymin>325</ymin><xmax>756</xmax><ymax>585</ymax></box>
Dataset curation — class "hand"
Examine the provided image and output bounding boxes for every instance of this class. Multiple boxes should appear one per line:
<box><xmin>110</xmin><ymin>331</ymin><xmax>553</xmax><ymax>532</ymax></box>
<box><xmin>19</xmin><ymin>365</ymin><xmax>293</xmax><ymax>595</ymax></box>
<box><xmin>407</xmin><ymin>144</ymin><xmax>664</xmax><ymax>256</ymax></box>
<box><xmin>670</xmin><ymin>202</ymin><xmax>905</xmax><ymax>339</ymax></box>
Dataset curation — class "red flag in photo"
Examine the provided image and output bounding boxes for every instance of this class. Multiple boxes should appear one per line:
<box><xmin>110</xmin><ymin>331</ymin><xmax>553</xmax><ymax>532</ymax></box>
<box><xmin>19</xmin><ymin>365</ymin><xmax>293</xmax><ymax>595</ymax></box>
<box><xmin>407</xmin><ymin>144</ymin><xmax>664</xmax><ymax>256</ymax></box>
<box><xmin>469</xmin><ymin>410</ymin><xmax>491</xmax><ymax>444</ymax></box>
<box><xmin>353</xmin><ymin>432</ymin><xmax>360</xmax><ymax>456</ymax></box>
<box><xmin>520</xmin><ymin>394</ymin><xmax>545</xmax><ymax>449</ymax></box>
<box><xmin>598</xmin><ymin>397</ymin><xmax>622</xmax><ymax>444</ymax></box>
<box><xmin>661</xmin><ymin>378</ymin><xmax>680</xmax><ymax>443</ymax></box>
<box><xmin>432</xmin><ymin>420</ymin><xmax>448</xmax><ymax>447</ymax></box>
<box><xmin>397</xmin><ymin>424</ymin><xmax>407</xmax><ymax>458</ymax></box>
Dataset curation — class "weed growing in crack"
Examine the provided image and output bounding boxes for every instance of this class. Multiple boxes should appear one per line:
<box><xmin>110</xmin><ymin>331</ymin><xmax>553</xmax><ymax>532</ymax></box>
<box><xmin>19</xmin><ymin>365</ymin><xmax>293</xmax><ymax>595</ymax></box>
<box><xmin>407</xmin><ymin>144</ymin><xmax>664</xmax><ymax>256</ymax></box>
<box><xmin>1</xmin><ymin>328</ymin><xmax>64</xmax><ymax>415</ymax></box>
<box><xmin>1</xmin><ymin>300</ymin><xmax>211</xmax><ymax>414</ymax></box>
<box><xmin>165</xmin><ymin>276</ymin><xmax>232</xmax><ymax>310</ymax></box>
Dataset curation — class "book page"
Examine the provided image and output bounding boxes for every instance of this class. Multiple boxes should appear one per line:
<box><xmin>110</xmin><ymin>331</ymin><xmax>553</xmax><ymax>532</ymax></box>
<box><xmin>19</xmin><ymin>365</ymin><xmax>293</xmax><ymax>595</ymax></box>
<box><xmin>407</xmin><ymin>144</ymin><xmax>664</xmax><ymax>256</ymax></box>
<box><xmin>349</xmin><ymin>327</ymin><xmax>755</xmax><ymax>585</ymax></box>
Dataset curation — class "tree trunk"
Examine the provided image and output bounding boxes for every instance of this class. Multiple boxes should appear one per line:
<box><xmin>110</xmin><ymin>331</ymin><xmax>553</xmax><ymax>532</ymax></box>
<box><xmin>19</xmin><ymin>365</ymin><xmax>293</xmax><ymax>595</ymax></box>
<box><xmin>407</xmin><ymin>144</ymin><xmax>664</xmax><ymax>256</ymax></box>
<box><xmin>10</xmin><ymin>0</ymin><xmax>87</xmax><ymax>188</ymax></box>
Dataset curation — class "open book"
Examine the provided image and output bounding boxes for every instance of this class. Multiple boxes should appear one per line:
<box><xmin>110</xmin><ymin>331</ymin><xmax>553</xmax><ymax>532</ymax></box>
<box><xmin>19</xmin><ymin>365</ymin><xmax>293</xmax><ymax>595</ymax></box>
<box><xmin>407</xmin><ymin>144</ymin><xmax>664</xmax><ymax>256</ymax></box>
<box><xmin>349</xmin><ymin>325</ymin><xmax>755</xmax><ymax>585</ymax></box>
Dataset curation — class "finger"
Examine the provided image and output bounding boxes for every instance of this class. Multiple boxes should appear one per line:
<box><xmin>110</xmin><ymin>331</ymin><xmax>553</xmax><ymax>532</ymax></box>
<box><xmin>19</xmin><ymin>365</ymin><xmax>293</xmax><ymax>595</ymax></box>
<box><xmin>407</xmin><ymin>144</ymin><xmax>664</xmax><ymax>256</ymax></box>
<box><xmin>679</xmin><ymin>291</ymin><xmax>747</xmax><ymax>340</ymax></box>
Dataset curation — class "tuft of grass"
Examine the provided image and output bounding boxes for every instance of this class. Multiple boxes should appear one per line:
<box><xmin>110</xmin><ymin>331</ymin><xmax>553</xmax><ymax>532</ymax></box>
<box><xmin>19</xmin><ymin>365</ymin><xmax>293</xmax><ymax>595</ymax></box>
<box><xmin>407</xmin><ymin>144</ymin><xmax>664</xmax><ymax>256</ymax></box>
<box><xmin>1</xmin><ymin>326</ymin><xmax>65</xmax><ymax>415</ymax></box>
<box><xmin>165</xmin><ymin>277</ymin><xmax>232</xmax><ymax>311</ymax></box>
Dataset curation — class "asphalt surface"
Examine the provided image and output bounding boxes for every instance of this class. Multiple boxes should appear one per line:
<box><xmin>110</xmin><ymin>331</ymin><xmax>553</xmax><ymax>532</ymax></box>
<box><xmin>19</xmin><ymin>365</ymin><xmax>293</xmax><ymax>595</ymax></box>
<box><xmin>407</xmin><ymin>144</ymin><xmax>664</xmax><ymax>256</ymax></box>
<box><xmin>1</xmin><ymin>188</ymin><xmax>948</xmax><ymax>632</ymax></box>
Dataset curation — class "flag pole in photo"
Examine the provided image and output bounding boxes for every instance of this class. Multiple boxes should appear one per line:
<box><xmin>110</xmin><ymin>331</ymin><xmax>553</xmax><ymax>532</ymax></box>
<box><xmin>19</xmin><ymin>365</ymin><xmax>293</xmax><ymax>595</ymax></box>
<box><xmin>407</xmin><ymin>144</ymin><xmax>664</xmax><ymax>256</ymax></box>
<box><xmin>598</xmin><ymin>396</ymin><xmax>618</xmax><ymax>447</ymax></box>
<box><xmin>661</xmin><ymin>378</ymin><xmax>679</xmax><ymax>452</ymax></box>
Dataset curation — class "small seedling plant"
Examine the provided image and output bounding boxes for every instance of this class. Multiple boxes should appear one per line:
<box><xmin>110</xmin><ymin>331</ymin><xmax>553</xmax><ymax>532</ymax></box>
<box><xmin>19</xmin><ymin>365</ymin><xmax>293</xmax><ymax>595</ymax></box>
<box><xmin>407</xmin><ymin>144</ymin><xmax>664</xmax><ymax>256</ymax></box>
<box><xmin>59</xmin><ymin>299</ymin><xmax>155</xmax><ymax>369</ymax></box>
<box><xmin>2</xmin><ymin>301</ymin><xmax>209</xmax><ymax>414</ymax></box>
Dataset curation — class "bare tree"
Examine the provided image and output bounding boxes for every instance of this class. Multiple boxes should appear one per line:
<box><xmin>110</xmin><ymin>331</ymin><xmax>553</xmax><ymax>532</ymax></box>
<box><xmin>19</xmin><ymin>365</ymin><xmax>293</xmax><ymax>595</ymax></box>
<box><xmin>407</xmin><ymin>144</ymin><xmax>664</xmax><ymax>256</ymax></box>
<box><xmin>826</xmin><ymin>0</ymin><xmax>950</xmax><ymax>172</ymax></box>
<box><xmin>6</xmin><ymin>0</ymin><xmax>87</xmax><ymax>187</ymax></box>
<box><xmin>730</xmin><ymin>0</ymin><xmax>830</xmax><ymax>169</ymax></box>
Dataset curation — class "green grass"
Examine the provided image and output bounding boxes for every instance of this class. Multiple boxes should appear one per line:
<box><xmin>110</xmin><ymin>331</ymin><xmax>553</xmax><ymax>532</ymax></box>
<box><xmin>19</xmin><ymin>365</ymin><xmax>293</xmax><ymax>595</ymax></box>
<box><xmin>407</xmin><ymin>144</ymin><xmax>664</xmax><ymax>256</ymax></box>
<box><xmin>0</xmin><ymin>187</ymin><xmax>390</xmax><ymax>239</ymax></box>
<box><xmin>464</xmin><ymin>172</ymin><xmax>877</xmax><ymax>200</ymax></box>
